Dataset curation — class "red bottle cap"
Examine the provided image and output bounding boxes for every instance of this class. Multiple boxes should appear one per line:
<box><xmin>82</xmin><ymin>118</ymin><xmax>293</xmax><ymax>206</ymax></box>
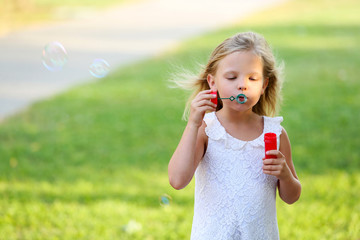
<box><xmin>210</xmin><ymin>91</ymin><xmax>217</xmax><ymax>105</ymax></box>
<box><xmin>264</xmin><ymin>132</ymin><xmax>277</xmax><ymax>159</ymax></box>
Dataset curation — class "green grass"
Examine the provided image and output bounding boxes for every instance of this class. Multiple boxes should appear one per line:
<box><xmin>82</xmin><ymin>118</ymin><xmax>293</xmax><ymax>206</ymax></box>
<box><xmin>1</xmin><ymin>0</ymin><xmax>360</xmax><ymax>239</ymax></box>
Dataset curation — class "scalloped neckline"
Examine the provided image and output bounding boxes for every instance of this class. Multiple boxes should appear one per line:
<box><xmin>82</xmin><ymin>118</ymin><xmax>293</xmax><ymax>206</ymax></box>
<box><xmin>213</xmin><ymin>112</ymin><xmax>265</xmax><ymax>144</ymax></box>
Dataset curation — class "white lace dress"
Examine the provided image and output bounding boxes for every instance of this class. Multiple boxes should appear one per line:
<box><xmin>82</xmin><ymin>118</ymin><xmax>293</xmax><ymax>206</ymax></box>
<box><xmin>190</xmin><ymin>112</ymin><xmax>283</xmax><ymax>240</ymax></box>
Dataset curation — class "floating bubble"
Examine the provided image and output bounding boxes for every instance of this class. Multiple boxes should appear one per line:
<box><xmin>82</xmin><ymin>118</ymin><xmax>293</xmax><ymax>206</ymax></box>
<box><xmin>122</xmin><ymin>220</ymin><xmax>142</xmax><ymax>234</ymax></box>
<box><xmin>42</xmin><ymin>41</ymin><xmax>68</xmax><ymax>71</ymax></box>
<box><xmin>89</xmin><ymin>58</ymin><xmax>110</xmax><ymax>78</ymax></box>
<box><xmin>159</xmin><ymin>194</ymin><xmax>172</xmax><ymax>207</ymax></box>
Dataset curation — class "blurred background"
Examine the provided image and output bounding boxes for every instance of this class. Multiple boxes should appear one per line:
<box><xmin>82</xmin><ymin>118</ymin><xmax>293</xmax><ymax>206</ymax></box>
<box><xmin>0</xmin><ymin>0</ymin><xmax>131</xmax><ymax>33</ymax></box>
<box><xmin>0</xmin><ymin>0</ymin><xmax>359</xmax><ymax>239</ymax></box>
<box><xmin>0</xmin><ymin>0</ymin><xmax>283</xmax><ymax>119</ymax></box>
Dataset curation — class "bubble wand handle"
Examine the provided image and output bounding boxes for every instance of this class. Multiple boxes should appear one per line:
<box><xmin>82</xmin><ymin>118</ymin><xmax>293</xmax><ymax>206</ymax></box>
<box><xmin>210</xmin><ymin>92</ymin><xmax>247</xmax><ymax>104</ymax></box>
<box><xmin>219</xmin><ymin>94</ymin><xmax>247</xmax><ymax>104</ymax></box>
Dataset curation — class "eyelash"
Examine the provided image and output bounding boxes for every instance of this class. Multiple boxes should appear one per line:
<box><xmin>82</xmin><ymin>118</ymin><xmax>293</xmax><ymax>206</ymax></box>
<box><xmin>227</xmin><ymin>77</ymin><xmax>257</xmax><ymax>80</ymax></box>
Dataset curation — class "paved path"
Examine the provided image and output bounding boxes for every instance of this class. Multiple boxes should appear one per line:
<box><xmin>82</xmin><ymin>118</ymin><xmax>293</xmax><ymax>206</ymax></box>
<box><xmin>0</xmin><ymin>0</ymin><xmax>287</xmax><ymax>121</ymax></box>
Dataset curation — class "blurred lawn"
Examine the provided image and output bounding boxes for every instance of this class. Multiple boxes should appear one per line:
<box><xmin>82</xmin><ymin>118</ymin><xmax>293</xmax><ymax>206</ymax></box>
<box><xmin>0</xmin><ymin>0</ymin><xmax>360</xmax><ymax>239</ymax></box>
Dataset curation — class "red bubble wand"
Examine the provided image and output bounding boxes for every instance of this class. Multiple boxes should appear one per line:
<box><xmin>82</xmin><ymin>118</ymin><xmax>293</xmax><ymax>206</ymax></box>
<box><xmin>210</xmin><ymin>91</ymin><xmax>247</xmax><ymax>105</ymax></box>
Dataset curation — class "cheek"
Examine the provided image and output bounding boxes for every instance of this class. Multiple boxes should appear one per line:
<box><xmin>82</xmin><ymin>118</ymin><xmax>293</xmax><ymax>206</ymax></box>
<box><xmin>218</xmin><ymin>85</ymin><xmax>232</xmax><ymax>96</ymax></box>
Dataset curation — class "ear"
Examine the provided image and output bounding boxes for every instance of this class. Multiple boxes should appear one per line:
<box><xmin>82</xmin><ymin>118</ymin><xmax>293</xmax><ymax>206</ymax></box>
<box><xmin>207</xmin><ymin>74</ymin><xmax>217</xmax><ymax>91</ymax></box>
<box><xmin>262</xmin><ymin>77</ymin><xmax>269</xmax><ymax>95</ymax></box>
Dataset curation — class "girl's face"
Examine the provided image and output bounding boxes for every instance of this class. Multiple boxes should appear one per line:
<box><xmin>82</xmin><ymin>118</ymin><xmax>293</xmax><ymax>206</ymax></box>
<box><xmin>207</xmin><ymin>50</ymin><xmax>268</xmax><ymax>112</ymax></box>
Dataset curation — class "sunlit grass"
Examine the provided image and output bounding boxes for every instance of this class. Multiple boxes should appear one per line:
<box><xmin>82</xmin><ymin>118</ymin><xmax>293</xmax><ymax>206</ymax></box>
<box><xmin>277</xmin><ymin>172</ymin><xmax>360</xmax><ymax>239</ymax></box>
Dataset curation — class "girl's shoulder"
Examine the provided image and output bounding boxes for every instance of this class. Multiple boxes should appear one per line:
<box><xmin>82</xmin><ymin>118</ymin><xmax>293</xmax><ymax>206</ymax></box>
<box><xmin>263</xmin><ymin>115</ymin><xmax>284</xmax><ymax>138</ymax></box>
<box><xmin>203</xmin><ymin>112</ymin><xmax>216</xmax><ymax>130</ymax></box>
<box><xmin>263</xmin><ymin>115</ymin><xmax>283</xmax><ymax>126</ymax></box>
<box><xmin>203</xmin><ymin>112</ymin><xmax>226</xmax><ymax>141</ymax></box>
<box><xmin>204</xmin><ymin>111</ymin><xmax>216</xmax><ymax>122</ymax></box>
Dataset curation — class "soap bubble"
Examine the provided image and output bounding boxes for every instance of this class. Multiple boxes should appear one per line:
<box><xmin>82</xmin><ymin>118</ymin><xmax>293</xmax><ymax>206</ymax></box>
<box><xmin>159</xmin><ymin>194</ymin><xmax>172</xmax><ymax>207</ymax></box>
<box><xmin>42</xmin><ymin>41</ymin><xmax>68</xmax><ymax>71</ymax></box>
<box><xmin>122</xmin><ymin>220</ymin><xmax>142</xmax><ymax>234</ymax></box>
<box><xmin>89</xmin><ymin>59</ymin><xmax>110</xmax><ymax>78</ymax></box>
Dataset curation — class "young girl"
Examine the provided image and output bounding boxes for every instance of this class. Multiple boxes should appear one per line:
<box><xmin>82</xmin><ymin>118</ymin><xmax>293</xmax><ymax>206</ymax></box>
<box><xmin>168</xmin><ymin>32</ymin><xmax>301</xmax><ymax>239</ymax></box>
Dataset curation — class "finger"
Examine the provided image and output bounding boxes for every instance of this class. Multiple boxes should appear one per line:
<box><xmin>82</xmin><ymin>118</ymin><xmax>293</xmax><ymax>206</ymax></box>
<box><xmin>197</xmin><ymin>89</ymin><xmax>215</xmax><ymax>98</ymax></box>
<box><xmin>194</xmin><ymin>99</ymin><xmax>216</xmax><ymax>108</ymax></box>
<box><xmin>193</xmin><ymin>96</ymin><xmax>216</xmax><ymax>108</ymax></box>
<box><xmin>198</xmin><ymin>89</ymin><xmax>216</xmax><ymax>96</ymax></box>
<box><xmin>263</xmin><ymin>164</ymin><xmax>281</xmax><ymax>171</ymax></box>
<box><xmin>263</xmin><ymin>170</ymin><xmax>281</xmax><ymax>176</ymax></box>
<box><xmin>265</xmin><ymin>150</ymin><xmax>284</xmax><ymax>158</ymax></box>
<box><xmin>200</xmin><ymin>89</ymin><xmax>213</xmax><ymax>94</ymax></box>
<box><xmin>197</xmin><ymin>105</ymin><xmax>216</xmax><ymax>113</ymax></box>
<box><xmin>197</xmin><ymin>93</ymin><xmax>217</xmax><ymax>102</ymax></box>
<box><xmin>263</xmin><ymin>158</ymin><xmax>282</xmax><ymax>165</ymax></box>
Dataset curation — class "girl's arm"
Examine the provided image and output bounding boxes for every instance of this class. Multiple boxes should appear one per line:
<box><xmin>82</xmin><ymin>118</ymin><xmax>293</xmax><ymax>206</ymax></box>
<box><xmin>168</xmin><ymin>90</ymin><xmax>217</xmax><ymax>190</ymax></box>
<box><xmin>263</xmin><ymin>127</ymin><xmax>302</xmax><ymax>204</ymax></box>
<box><xmin>168</xmin><ymin>122</ymin><xmax>207</xmax><ymax>190</ymax></box>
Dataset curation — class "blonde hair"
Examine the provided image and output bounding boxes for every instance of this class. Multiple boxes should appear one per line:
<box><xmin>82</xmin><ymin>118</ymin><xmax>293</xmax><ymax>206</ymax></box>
<box><xmin>171</xmin><ymin>32</ymin><xmax>283</xmax><ymax>120</ymax></box>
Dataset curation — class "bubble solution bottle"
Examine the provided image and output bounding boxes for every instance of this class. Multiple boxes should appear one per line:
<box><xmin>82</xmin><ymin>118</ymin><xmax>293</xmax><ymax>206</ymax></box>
<box><xmin>264</xmin><ymin>133</ymin><xmax>277</xmax><ymax>159</ymax></box>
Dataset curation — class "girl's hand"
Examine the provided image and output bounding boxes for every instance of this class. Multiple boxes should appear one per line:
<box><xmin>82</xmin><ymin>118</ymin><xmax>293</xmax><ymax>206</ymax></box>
<box><xmin>188</xmin><ymin>89</ymin><xmax>217</xmax><ymax>127</ymax></box>
<box><xmin>262</xmin><ymin>150</ymin><xmax>292</xmax><ymax>181</ymax></box>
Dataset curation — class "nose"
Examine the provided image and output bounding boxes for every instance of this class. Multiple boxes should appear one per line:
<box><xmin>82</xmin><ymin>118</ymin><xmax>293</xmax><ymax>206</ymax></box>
<box><xmin>237</xmin><ymin>78</ymin><xmax>247</xmax><ymax>91</ymax></box>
